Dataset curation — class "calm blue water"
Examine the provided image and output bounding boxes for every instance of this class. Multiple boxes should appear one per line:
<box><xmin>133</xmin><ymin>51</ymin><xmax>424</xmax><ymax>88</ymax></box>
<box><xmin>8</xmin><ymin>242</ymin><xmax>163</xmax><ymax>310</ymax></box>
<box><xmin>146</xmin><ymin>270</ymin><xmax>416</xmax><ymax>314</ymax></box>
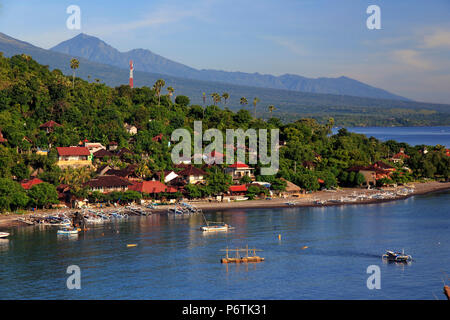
<box><xmin>1</xmin><ymin>191</ymin><xmax>449</xmax><ymax>300</ymax></box>
<box><xmin>333</xmin><ymin>126</ymin><xmax>450</xmax><ymax>148</ymax></box>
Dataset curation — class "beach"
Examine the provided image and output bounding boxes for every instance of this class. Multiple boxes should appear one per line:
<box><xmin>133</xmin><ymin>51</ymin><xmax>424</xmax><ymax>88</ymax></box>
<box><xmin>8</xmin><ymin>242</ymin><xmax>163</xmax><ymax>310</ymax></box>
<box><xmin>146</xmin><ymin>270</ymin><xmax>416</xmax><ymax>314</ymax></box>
<box><xmin>1</xmin><ymin>180</ymin><xmax>448</xmax><ymax>230</ymax></box>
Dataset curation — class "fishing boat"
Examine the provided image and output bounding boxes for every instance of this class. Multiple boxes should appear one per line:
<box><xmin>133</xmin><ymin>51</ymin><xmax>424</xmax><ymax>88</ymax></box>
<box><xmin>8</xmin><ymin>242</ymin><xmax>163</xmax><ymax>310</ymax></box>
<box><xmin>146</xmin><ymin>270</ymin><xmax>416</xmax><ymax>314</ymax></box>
<box><xmin>382</xmin><ymin>250</ymin><xmax>412</xmax><ymax>263</ymax></box>
<box><xmin>0</xmin><ymin>232</ymin><xmax>10</xmax><ymax>238</ymax></box>
<box><xmin>199</xmin><ymin>211</ymin><xmax>232</xmax><ymax>232</ymax></box>
<box><xmin>201</xmin><ymin>222</ymin><xmax>232</xmax><ymax>232</ymax></box>
<box><xmin>57</xmin><ymin>228</ymin><xmax>79</xmax><ymax>235</ymax></box>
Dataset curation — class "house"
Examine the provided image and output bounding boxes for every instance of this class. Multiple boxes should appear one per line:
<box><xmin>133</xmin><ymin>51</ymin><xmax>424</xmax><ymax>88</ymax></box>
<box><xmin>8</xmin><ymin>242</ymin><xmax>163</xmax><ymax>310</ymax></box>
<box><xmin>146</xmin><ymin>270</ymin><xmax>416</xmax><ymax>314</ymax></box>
<box><xmin>84</xmin><ymin>175</ymin><xmax>133</xmax><ymax>193</ymax></box>
<box><xmin>0</xmin><ymin>129</ymin><xmax>7</xmax><ymax>143</ymax></box>
<box><xmin>116</xmin><ymin>147</ymin><xmax>133</xmax><ymax>158</ymax></box>
<box><xmin>20</xmin><ymin>178</ymin><xmax>44</xmax><ymax>190</ymax></box>
<box><xmin>93</xmin><ymin>149</ymin><xmax>115</xmax><ymax>161</ymax></box>
<box><xmin>128</xmin><ymin>181</ymin><xmax>177</xmax><ymax>195</ymax></box>
<box><xmin>177</xmin><ymin>166</ymin><xmax>207</xmax><ymax>184</ymax></box>
<box><xmin>40</xmin><ymin>120</ymin><xmax>62</xmax><ymax>133</ymax></box>
<box><xmin>124</xmin><ymin>123</ymin><xmax>138</xmax><ymax>135</ymax></box>
<box><xmin>96</xmin><ymin>164</ymin><xmax>112</xmax><ymax>176</ymax></box>
<box><xmin>391</xmin><ymin>148</ymin><xmax>410</xmax><ymax>164</ymax></box>
<box><xmin>153</xmin><ymin>170</ymin><xmax>179</xmax><ymax>184</ymax></box>
<box><xmin>373</xmin><ymin>161</ymin><xmax>396</xmax><ymax>172</ymax></box>
<box><xmin>348</xmin><ymin>165</ymin><xmax>392</xmax><ymax>186</ymax></box>
<box><xmin>108</xmin><ymin>141</ymin><xmax>118</xmax><ymax>151</ymax></box>
<box><xmin>56</xmin><ymin>147</ymin><xmax>92</xmax><ymax>168</ymax></box>
<box><xmin>228</xmin><ymin>184</ymin><xmax>248</xmax><ymax>196</ymax></box>
<box><xmin>225</xmin><ymin>162</ymin><xmax>255</xmax><ymax>181</ymax></box>
<box><xmin>105</xmin><ymin>164</ymin><xmax>139</xmax><ymax>181</ymax></box>
<box><xmin>83</xmin><ymin>142</ymin><xmax>106</xmax><ymax>154</ymax></box>
<box><xmin>279</xmin><ymin>178</ymin><xmax>302</xmax><ymax>197</ymax></box>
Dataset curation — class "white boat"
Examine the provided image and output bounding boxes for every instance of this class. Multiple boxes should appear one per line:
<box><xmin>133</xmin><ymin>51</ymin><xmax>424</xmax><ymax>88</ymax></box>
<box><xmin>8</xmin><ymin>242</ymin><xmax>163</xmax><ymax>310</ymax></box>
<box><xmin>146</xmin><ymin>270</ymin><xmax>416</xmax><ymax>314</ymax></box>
<box><xmin>200</xmin><ymin>224</ymin><xmax>231</xmax><ymax>232</ymax></box>
<box><xmin>0</xmin><ymin>232</ymin><xmax>10</xmax><ymax>238</ymax></box>
<box><xmin>57</xmin><ymin>228</ymin><xmax>79</xmax><ymax>235</ymax></box>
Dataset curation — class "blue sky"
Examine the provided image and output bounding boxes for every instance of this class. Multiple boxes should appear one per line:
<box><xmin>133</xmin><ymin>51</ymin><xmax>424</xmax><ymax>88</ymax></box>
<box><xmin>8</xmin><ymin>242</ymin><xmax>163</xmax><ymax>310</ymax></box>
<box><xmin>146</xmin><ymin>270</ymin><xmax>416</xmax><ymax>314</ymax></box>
<box><xmin>0</xmin><ymin>0</ymin><xmax>449</xmax><ymax>104</ymax></box>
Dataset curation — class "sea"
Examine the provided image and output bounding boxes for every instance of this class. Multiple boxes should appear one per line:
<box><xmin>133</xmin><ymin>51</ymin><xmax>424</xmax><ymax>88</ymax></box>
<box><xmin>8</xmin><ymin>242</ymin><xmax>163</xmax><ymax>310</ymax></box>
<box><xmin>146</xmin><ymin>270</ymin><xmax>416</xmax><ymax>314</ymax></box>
<box><xmin>0</xmin><ymin>127</ymin><xmax>449</xmax><ymax>300</ymax></box>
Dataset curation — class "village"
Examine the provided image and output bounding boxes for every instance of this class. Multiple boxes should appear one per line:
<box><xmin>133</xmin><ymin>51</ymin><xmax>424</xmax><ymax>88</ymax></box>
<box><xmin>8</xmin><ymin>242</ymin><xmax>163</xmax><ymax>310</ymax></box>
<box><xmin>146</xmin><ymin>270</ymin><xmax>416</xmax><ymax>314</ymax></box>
<box><xmin>7</xmin><ymin>119</ymin><xmax>448</xmax><ymax>219</ymax></box>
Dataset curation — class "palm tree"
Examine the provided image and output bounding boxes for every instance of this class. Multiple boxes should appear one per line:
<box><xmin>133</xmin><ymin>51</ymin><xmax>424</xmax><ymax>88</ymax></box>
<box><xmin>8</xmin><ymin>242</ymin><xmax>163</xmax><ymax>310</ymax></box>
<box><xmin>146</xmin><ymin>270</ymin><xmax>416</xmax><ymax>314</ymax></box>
<box><xmin>222</xmin><ymin>92</ymin><xmax>229</xmax><ymax>106</ymax></box>
<box><xmin>240</xmin><ymin>97</ymin><xmax>248</xmax><ymax>109</ymax></box>
<box><xmin>253</xmin><ymin>97</ymin><xmax>260</xmax><ymax>118</ymax></box>
<box><xmin>153</xmin><ymin>79</ymin><xmax>166</xmax><ymax>106</ymax></box>
<box><xmin>70</xmin><ymin>58</ymin><xmax>79</xmax><ymax>88</ymax></box>
<box><xmin>268</xmin><ymin>105</ymin><xmax>276</xmax><ymax>116</ymax></box>
<box><xmin>167</xmin><ymin>86</ymin><xmax>174</xmax><ymax>102</ymax></box>
<box><xmin>210</xmin><ymin>93</ymin><xmax>221</xmax><ymax>106</ymax></box>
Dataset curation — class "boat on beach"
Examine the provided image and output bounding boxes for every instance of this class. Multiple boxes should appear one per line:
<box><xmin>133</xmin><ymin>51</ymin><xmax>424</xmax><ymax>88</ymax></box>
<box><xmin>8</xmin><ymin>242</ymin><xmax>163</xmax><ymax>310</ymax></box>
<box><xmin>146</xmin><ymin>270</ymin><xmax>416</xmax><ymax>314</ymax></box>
<box><xmin>0</xmin><ymin>232</ymin><xmax>10</xmax><ymax>238</ymax></box>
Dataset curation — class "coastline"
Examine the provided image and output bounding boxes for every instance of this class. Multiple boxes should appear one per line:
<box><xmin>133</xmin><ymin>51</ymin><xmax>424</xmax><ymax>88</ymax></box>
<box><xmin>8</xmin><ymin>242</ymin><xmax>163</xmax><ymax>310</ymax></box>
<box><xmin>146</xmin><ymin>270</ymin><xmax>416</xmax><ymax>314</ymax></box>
<box><xmin>1</xmin><ymin>181</ymin><xmax>449</xmax><ymax>230</ymax></box>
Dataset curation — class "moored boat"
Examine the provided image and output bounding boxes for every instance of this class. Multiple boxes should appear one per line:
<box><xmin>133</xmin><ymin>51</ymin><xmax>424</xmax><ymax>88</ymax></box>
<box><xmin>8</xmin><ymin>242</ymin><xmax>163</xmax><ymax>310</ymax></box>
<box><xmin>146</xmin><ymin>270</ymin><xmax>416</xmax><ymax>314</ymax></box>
<box><xmin>0</xmin><ymin>232</ymin><xmax>10</xmax><ymax>238</ymax></box>
<box><xmin>57</xmin><ymin>228</ymin><xmax>79</xmax><ymax>235</ymax></box>
<box><xmin>382</xmin><ymin>250</ymin><xmax>412</xmax><ymax>263</ymax></box>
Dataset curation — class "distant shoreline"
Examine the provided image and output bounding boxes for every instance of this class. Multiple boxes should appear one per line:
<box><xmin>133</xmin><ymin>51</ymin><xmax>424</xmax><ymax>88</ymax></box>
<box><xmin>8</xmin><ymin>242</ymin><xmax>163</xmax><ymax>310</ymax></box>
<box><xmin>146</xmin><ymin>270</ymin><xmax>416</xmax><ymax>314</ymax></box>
<box><xmin>1</xmin><ymin>181</ymin><xmax>448</xmax><ymax>230</ymax></box>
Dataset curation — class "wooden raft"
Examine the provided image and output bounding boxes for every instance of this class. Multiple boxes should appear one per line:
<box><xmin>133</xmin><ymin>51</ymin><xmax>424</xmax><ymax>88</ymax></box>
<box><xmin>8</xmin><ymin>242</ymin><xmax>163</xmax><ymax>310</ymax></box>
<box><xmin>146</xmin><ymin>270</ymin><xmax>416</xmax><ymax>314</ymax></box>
<box><xmin>220</xmin><ymin>246</ymin><xmax>264</xmax><ymax>264</ymax></box>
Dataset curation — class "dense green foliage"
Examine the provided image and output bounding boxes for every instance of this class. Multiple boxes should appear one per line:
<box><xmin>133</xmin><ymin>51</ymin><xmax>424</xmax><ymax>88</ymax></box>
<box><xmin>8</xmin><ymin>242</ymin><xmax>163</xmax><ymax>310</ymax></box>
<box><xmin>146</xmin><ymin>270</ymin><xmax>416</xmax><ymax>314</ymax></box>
<box><xmin>0</xmin><ymin>54</ymin><xmax>448</xmax><ymax>211</ymax></box>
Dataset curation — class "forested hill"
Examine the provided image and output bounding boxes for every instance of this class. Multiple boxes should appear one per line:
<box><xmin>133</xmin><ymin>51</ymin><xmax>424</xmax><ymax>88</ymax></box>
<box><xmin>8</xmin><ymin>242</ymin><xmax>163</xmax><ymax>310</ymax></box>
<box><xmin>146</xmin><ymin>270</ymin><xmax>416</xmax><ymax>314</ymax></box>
<box><xmin>0</xmin><ymin>53</ymin><xmax>448</xmax><ymax>212</ymax></box>
<box><xmin>1</xmin><ymin>32</ymin><xmax>449</xmax><ymax>126</ymax></box>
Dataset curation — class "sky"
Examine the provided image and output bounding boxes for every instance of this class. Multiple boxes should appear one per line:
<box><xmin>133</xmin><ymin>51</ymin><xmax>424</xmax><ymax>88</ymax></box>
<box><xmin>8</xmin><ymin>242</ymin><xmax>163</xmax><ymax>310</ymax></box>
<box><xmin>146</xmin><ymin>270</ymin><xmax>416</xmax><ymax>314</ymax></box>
<box><xmin>0</xmin><ymin>0</ymin><xmax>449</xmax><ymax>104</ymax></box>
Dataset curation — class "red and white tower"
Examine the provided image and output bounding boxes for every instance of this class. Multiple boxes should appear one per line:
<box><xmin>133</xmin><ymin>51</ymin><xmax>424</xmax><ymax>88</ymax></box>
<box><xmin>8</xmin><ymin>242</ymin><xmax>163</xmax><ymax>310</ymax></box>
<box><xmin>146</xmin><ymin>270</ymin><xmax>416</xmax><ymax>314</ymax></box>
<box><xmin>129</xmin><ymin>60</ymin><xmax>134</xmax><ymax>88</ymax></box>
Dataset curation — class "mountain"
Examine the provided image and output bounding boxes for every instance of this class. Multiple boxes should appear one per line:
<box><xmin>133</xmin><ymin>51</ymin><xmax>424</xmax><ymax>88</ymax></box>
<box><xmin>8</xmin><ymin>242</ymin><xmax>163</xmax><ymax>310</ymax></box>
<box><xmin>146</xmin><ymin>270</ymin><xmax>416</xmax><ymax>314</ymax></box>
<box><xmin>1</xmin><ymin>32</ymin><xmax>449</xmax><ymax>127</ymax></box>
<box><xmin>51</xmin><ymin>33</ymin><xmax>408</xmax><ymax>101</ymax></box>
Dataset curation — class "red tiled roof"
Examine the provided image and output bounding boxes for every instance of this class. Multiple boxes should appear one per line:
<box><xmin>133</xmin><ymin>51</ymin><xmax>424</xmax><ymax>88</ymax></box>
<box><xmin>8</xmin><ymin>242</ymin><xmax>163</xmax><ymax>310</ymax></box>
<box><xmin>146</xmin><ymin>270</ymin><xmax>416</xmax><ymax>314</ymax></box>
<box><xmin>229</xmin><ymin>185</ymin><xmax>247</xmax><ymax>192</ymax></box>
<box><xmin>392</xmin><ymin>151</ymin><xmax>410</xmax><ymax>159</ymax></box>
<box><xmin>56</xmin><ymin>147</ymin><xmax>90</xmax><ymax>156</ymax></box>
<box><xmin>21</xmin><ymin>178</ymin><xmax>44</xmax><ymax>190</ymax></box>
<box><xmin>228</xmin><ymin>161</ymin><xmax>249</xmax><ymax>168</ymax></box>
<box><xmin>129</xmin><ymin>181</ymin><xmax>177</xmax><ymax>193</ymax></box>
<box><xmin>317</xmin><ymin>179</ymin><xmax>325</xmax><ymax>184</ymax></box>
<box><xmin>40</xmin><ymin>120</ymin><xmax>62</xmax><ymax>128</ymax></box>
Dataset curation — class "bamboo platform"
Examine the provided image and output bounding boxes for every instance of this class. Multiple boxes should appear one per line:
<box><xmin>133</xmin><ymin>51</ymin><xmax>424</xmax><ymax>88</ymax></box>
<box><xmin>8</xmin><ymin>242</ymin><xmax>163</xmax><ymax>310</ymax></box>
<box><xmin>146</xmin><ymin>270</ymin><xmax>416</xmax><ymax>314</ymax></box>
<box><xmin>220</xmin><ymin>246</ymin><xmax>264</xmax><ymax>264</ymax></box>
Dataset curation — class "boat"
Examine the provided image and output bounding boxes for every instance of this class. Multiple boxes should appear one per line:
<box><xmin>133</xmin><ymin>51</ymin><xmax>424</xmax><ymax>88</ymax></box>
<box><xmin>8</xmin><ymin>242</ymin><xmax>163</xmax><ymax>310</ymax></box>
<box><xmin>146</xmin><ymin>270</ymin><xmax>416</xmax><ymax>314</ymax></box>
<box><xmin>0</xmin><ymin>232</ymin><xmax>10</xmax><ymax>238</ymax></box>
<box><xmin>285</xmin><ymin>201</ymin><xmax>296</xmax><ymax>206</ymax></box>
<box><xmin>200</xmin><ymin>223</ymin><xmax>231</xmax><ymax>232</ymax></box>
<box><xmin>57</xmin><ymin>228</ymin><xmax>79</xmax><ymax>235</ymax></box>
<box><xmin>382</xmin><ymin>250</ymin><xmax>412</xmax><ymax>263</ymax></box>
<box><xmin>199</xmin><ymin>211</ymin><xmax>232</xmax><ymax>232</ymax></box>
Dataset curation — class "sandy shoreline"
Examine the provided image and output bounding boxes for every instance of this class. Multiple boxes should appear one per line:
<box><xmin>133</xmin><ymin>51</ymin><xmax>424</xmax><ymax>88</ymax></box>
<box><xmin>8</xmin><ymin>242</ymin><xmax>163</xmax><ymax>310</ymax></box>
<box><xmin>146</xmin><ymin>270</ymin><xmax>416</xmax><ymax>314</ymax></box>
<box><xmin>1</xmin><ymin>180</ymin><xmax>449</xmax><ymax>230</ymax></box>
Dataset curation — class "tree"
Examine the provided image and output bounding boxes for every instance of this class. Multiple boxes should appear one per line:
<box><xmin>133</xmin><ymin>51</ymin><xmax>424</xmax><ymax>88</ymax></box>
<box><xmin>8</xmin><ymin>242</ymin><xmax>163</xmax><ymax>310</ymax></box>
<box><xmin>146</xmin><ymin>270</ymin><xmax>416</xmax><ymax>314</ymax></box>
<box><xmin>167</xmin><ymin>86</ymin><xmax>174</xmax><ymax>102</ymax></box>
<box><xmin>240</xmin><ymin>97</ymin><xmax>248</xmax><ymax>109</ymax></box>
<box><xmin>153</xmin><ymin>79</ymin><xmax>166</xmax><ymax>106</ymax></box>
<box><xmin>0</xmin><ymin>178</ymin><xmax>29</xmax><ymax>211</ymax></box>
<box><xmin>206</xmin><ymin>170</ymin><xmax>232</xmax><ymax>196</ymax></box>
<box><xmin>222</xmin><ymin>92</ymin><xmax>229</xmax><ymax>106</ymax></box>
<box><xmin>268</xmin><ymin>105</ymin><xmax>276</xmax><ymax>116</ymax></box>
<box><xmin>70</xmin><ymin>58</ymin><xmax>79</xmax><ymax>89</ymax></box>
<box><xmin>175</xmin><ymin>95</ymin><xmax>190</xmax><ymax>107</ymax></box>
<box><xmin>253</xmin><ymin>97</ymin><xmax>260</xmax><ymax>118</ymax></box>
<box><xmin>27</xmin><ymin>182</ymin><xmax>59</xmax><ymax>208</ymax></box>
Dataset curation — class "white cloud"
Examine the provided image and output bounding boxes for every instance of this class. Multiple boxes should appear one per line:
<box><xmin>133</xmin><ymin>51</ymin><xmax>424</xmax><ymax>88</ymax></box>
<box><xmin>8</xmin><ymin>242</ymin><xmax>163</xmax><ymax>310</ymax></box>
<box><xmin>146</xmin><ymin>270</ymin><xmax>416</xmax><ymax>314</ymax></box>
<box><xmin>392</xmin><ymin>49</ymin><xmax>435</xmax><ymax>70</ymax></box>
<box><xmin>422</xmin><ymin>29</ymin><xmax>450</xmax><ymax>49</ymax></box>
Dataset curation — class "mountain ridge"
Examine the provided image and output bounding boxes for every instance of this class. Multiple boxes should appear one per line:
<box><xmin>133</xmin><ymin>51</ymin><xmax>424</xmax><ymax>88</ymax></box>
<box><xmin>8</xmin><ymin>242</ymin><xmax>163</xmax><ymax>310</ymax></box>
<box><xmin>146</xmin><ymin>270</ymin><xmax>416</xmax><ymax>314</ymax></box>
<box><xmin>50</xmin><ymin>33</ymin><xmax>409</xmax><ymax>101</ymax></box>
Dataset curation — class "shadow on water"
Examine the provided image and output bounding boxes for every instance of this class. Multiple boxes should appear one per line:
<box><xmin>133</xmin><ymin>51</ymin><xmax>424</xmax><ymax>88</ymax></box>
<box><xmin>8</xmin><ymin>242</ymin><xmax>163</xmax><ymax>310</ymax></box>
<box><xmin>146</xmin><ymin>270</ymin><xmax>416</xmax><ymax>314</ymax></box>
<box><xmin>304</xmin><ymin>248</ymin><xmax>381</xmax><ymax>259</ymax></box>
